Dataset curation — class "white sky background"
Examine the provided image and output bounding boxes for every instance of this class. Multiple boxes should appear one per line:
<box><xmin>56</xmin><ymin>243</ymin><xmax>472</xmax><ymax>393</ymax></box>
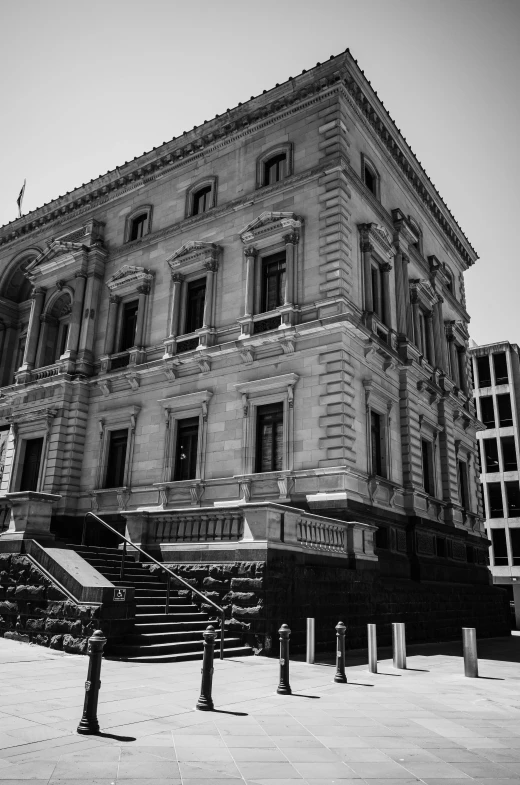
<box><xmin>0</xmin><ymin>0</ymin><xmax>518</xmax><ymax>346</ymax></box>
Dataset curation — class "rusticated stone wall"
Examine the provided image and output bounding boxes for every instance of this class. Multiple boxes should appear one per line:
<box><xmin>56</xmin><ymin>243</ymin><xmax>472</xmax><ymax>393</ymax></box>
<box><xmin>161</xmin><ymin>555</ymin><xmax>511</xmax><ymax>656</ymax></box>
<box><xmin>0</xmin><ymin>553</ymin><xmax>132</xmax><ymax>654</ymax></box>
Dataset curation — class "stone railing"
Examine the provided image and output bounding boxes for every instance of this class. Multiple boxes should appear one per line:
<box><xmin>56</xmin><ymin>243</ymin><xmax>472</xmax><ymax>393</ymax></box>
<box><xmin>148</xmin><ymin>511</ymin><xmax>244</xmax><ymax>544</ymax></box>
<box><xmin>297</xmin><ymin>518</ymin><xmax>346</xmax><ymax>553</ymax></box>
<box><xmin>123</xmin><ymin>503</ymin><xmax>377</xmax><ymax>566</ymax></box>
<box><xmin>31</xmin><ymin>363</ymin><xmax>62</xmax><ymax>381</ymax></box>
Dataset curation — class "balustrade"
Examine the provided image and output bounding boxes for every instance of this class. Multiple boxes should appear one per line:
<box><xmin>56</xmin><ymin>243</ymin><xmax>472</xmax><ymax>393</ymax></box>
<box><xmin>297</xmin><ymin>518</ymin><xmax>346</xmax><ymax>552</ymax></box>
<box><xmin>149</xmin><ymin>511</ymin><xmax>244</xmax><ymax>544</ymax></box>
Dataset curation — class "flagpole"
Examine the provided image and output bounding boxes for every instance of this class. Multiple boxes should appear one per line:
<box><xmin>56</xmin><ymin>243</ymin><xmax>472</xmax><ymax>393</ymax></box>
<box><xmin>17</xmin><ymin>179</ymin><xmax>26</xmax><ymax>218</ymax></box>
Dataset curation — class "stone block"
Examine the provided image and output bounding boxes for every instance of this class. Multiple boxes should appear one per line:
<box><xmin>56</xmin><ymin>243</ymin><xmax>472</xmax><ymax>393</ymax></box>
<box><xmin>229</xmin><ymin>592</ymin><xmax>260</xmax><ymax>607</ymax></box>
<box><xmin>232</xmin><ymin>604</ymin><xmax>264</xmax><ymax>618</ymax></box>
<box><xmin>230</xmin><ymin>577</ymin><xmax>263</xmax><ymax>590</ymax></box>
<box><xmin>62</xmin><ymin>635</ymin><xmax>88</xmax><ymax>655</ymax></box>
<box><xmin>49</xmin><ymin>634</ymin><xmax>63</xmax><ymax>649</ymax></box>
<box><xmin>202</xmin><ymin>577</ymin><xmax>228</xmax><ymax>591</ymax></box>
<box><xmin>4</xmin><ymin>631</ymin><xmax>29</xmax><ymax>643</ymax></box>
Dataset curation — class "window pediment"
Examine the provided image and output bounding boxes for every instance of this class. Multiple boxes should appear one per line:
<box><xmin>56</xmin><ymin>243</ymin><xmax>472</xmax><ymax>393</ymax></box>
<box><xmin>240</xmin><ymin>212</ymin><xmax>302</xmax><ymax>250</ymax></box>
<box><xmin>106</xmin><ymin>265</ymin><xmax>154</xmax><ymax>295</ymax></box>
<box><xmin>167</xmin><ymin>242</ymin><xmax>220</xmax><ymax>274</ymax></box>
<box><xmin>358</xmin><ymin>222</ymin><xmax>394</xmax><ymax>262</ymax></box>
<box><xmin>409</xmin><ymin>278</ymin><xmax>437</xmax><ymax>307</ymax></box>
<box><xmin>158</xmin><ymin>390</ymin><xmax>213</xmax><ymax>414</ymax></box>
<box><xmin>235</xmin><ymin>373</ymin><xmax>298</xmax><ymax>397</ymax></box>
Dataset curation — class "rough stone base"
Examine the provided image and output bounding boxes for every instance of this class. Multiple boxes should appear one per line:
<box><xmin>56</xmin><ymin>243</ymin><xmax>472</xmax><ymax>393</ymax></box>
<box><xmin>161</xmin><ymin>552</ymin><xmax>511</xmax><ymax>656</ymax></box>
<box><xmin>0</xmin><ymin>553</ymin><xmax>132</xmax><ymax>654</ymax></box>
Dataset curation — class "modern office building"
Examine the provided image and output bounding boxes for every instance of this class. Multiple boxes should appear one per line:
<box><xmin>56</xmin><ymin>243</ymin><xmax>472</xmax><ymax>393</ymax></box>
<box><xmin>0</xmin><ymin>50</ymin><xmax>509</xmax><ymax>658</ymax></box>
<box><xmin>470</xmin><ymin>341</ymin><xmax>520</xmax><ymax>626</ymax></box>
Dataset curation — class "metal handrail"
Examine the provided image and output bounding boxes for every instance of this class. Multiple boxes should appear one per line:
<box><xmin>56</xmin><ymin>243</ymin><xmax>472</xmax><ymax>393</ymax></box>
<box><xmin>82</xmin><ymin>511</ymin><xmax>226</xmax><ymax>660</ymax></box>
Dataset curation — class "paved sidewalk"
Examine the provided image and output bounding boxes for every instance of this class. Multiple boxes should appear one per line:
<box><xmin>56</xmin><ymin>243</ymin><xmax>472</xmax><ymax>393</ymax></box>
<box><xmin>1</xmin><ymin>635</ymin><xmax>520</xmax><ymax>783</ymax></box>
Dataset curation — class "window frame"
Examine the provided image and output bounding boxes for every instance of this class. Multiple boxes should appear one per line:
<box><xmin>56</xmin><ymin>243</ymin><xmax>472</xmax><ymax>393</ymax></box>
<box><xmin>8</xmin><ymin>412</ymin><xmax>55</xmax><ymax>494</ymax></box>
<box><xmin>158</xmin><ymin>390</ymin><xmax>212</xmax><ymax>484</ymax></box>
<box><xmin>234</xmin><ymin>374</ymin><xmax>298</xmax><ymax>476</ymax></box>
<box><xmin>255</xmin><ymin>401</ymin><xmax>284</xmax><ymax>474</ymax></box>
<box><xmin>125</xmin><ymin>205</ymin><xmax>153</xmax><ymax>244</ymax></box>
<box><xmin>421</xmin><ymin>438</ymin><xmax>436</xmax><ymax>497</ymax></box>
<box><xmin>95</xmin><ymin>406</ymin><xmax>140</xmax><ymax>491</ymax></box>
<box><xmin>104</xmin><ymin>428</ymin><xmax>129</xmax><ymax>489</ymax></box>
<box><xmin>361</xmin><ymin>153</ymin><xmax>380</xmax><ymax>199</ymax></box>
<box><xmin>256</xmin><ymin>143</ymin><xmax>293</xmax><ymax>190</ymax></box>
<box><xmin>185</xmin><ymin>177</ymin><xmax>217</xmax><ymax>218</ymax></box>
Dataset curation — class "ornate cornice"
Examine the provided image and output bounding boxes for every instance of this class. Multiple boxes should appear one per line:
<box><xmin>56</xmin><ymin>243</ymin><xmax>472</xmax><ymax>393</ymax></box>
<box><xmin>0</xmin><ymin>51</ymin><xmax>477</xmax><ymax>270</ymax></box>
<box><xmin>106</xmin><ymin>265</ymin><xmax>154</xmax><ymax>293</ymax></box>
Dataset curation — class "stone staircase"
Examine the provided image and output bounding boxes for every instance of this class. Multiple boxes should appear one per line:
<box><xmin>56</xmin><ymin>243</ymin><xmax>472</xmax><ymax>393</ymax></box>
<box><xmin>73</xmin><ymin>545</ymin><xmax>252</xmax><ymax>662</ymax></box>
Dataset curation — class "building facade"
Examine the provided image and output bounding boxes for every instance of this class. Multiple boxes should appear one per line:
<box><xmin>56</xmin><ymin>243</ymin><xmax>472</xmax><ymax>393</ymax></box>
<box><xmin>470</xmin><ymin>342</ymin><xmax>520</xmax><ymax>625</ymax></box>
<box><xmin>0</xmin><ymin>51</ymin><xmax>507</xmax><ymax>650</ymax></box>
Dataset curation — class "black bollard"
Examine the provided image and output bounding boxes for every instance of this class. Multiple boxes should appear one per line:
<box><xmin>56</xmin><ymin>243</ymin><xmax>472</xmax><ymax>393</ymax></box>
<box><xmin>196</xmin><ymin>625</ymin><xmax>217</xmax><ymax>711</ymax></box>
<box><xmin>277</xmin><ymin>624</ymin><xmax>292</xmax><ymax>695</ymax></box>
<box><xmin>77</xmin><ymin>630</ymin><xmax>107</xmax><ymax>735</ymax></box>
<box><xmin>334</xmin><ymin>621</ymin><xmax>347</xmax><ymax>683</ymax></box>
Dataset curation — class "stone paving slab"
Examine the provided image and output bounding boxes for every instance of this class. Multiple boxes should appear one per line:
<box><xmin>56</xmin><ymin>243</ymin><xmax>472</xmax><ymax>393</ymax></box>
<box><xmin>0</xmin><ymin>635</ymin><xmax>520</xmax><ymax>783</ymax></box>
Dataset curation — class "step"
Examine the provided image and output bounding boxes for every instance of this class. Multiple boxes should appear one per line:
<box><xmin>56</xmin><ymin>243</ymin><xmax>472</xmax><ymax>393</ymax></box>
<box><xmin>134</xmin><ymin>620</ymin><xmax>210</xmax><ymax>633</ymax></box>
<box><xmin>106</xmin><ymin>646</ymin><xmax>253</xmax><ymax>663</ymax></box>
<box><xmin>109</xmin><ymin>636</ymin><xmax>243</xmax><ymax>657</ymax></box>
<box><xmin>135</xmin><ymin>611</ymin><xmax>211</xmax><ymax>622</ymax></box>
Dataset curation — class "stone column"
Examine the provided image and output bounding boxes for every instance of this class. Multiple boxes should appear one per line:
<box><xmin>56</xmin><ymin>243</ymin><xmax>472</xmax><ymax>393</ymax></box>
<box><xmin>64</xmin><ymin>272</ymin><xmax>87</xmax><ymax>357</ymax></box>
<box><xmin>410</xmin><ymin>288</ymin><xmax>420</xmax><ymax>348</ymax></box>
<box><xmin>362</xmin><ymin>240</ymin><xmax>373</xmax><ymax>312</ymax></box>
<box><xmin>20</xmin><ymin>287</ymin><xmax>45</xmax><ymax>371</ymax></box>
<box><xmin>103</xmin><ymin>294</ymin><xmax>120</xmax><ymax>356</ymax></box>
<box><xmin>394</xmin><ymin>251</ymin><xmax>407</xmax><ymax>335</ymax></box>
<box><xmin>433</xmin><ymin>297</ymin><xmax>448</xmax><ymax>372</ymax></box>
<box><xmin>283</xmin><ymin>232</ymin><xmax>298</xmax><ymax>306</ymax></box>
<box><xmin>402</xmin><ymin>254</ymin><xmax>413</xmax><ymax>338</ymax></box>
<box><xmin>76</xmin><ymin>273</ymin><xmax>102</xmax><ymax>376</ymax></box>
<box><xmin>243</xmin><ymin>247</ymin><xmax>256</xmax><ymax>317</ymax></box>
<box><xmin>134</xmin><ymin>284</ymin><xmax>150</xmax><ymax>348</ymax></box>
<box><xmin>381</xmin><ymin>262</ymin><xmax>393</xmax><ymax>329</ymax></box>
<box><xmin>425</xmin><ymin>311</ymin><xmax>435</xmax><ymax>365</ymax></box>
<box><xmin>34</xmin><ymin>314</ymin><xmax>54</xmax><ymax>368</ymax></box>
<box><xmin>457</xmin><ymin>346</ymin><xmax>468</xmax><ymax>395</ymax></box>
<box><xmin>202</xmin><ymin>261</ymin><xmax>217</xmax><ymax>329</ymax></box>
<box><xmin>169</xmin><ymin>273</ymin><xmax>184</xmax><ymax>338</ymax></box>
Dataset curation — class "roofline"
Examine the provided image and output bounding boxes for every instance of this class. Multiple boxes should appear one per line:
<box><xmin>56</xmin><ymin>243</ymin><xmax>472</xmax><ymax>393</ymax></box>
<box><xmin>0</xmin><ymin>49</ymin><xmax>477</xmax><ymax>266</ymax></box>
<box><xmin>468</xmin><ymin>340</ymin><xmax>519</xmax><ymax>355</ymax></box>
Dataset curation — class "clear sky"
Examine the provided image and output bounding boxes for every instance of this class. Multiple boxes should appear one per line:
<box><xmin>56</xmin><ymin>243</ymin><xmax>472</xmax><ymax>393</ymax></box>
<box><xmin>1</xmin><ymin>0</ymin><xmax>518</xmax><ymax>346</ymax></box>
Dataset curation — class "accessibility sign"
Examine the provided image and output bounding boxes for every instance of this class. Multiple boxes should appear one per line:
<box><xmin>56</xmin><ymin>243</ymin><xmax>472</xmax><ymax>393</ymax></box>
<box><xmin>113</xmin><ymin>588</ymin><xmax>127</xmax><ymax>601</ymax></box>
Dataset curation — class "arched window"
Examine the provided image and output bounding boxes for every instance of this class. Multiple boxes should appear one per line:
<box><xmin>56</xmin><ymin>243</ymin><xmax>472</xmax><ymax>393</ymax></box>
<box><xmin>37</xmin><ymin>292</ymin><xmax>72</xmax><ymax>368</ymax></box>
<box><xmin>256</xmin><ymin>144</ymin><xmax>293</xmax><ymax>189</ymax></box>
<box><xmin>125</xmin><ymin>205</ymin><xmax>153</xmax><ymax>243</ymax></box>
<box><xmin>185</xmin><ymin>178</ymin><xmax>217</xmax><ymax>218</ymax></box>
<box><xmin>361</xmin><ymin>154</ymin><xmax>379</xmax><ymax>198</ymax></box>
<box><xmin>0</xmin><ymin>250</ymin><xmax>40</xmax><ymax>386</ymax></box>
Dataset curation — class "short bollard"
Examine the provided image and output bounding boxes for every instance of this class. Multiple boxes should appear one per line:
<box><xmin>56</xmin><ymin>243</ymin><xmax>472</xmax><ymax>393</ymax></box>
<box><xmin>306</xmin><ymin>618</ymin><xmax>315</xmax><ymax>664</ymax></box>
<box><xmin>392</xmin><ymin>622</ymin><xmax>406</xmax><ymax>669</ymax></box>
<box><xmin>462</xmin><ymin>627</ymin><xmax>478</xmax><ymax>678</ymax></box>
<box><xmin>368</xmin><ymin>623</ymin><xmax>377</xmax><ymax>674</ymax></box>
<box><xmin>196</xmin><ymin>625</ymin><xmax>217</xmax><ymax>711</ymax></box>
<box><xmin>277</xmin><ymin>624</ymin><xmax>292</xmax><ymax>695</ymax></box>
<box><xmin>77</xmin><ymin>630</ymin><xmax>107</xmax><ymax>735</ymax></box>
<box><xmin>334</xmin><ymin>621</ymin><xmax>347</xmax><ymax>683</ymax></box>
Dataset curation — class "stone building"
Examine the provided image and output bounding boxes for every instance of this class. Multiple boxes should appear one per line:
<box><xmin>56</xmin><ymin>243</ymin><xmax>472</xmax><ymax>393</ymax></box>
<box><xmin>470</xmin><ymin>341</ymin><xmax>520</xmax><ymax>627</ymax></box>
<box><xmin>0</xmin><ymin>50</ymin><xmax>508</xmax><ymax>657</ymax></box>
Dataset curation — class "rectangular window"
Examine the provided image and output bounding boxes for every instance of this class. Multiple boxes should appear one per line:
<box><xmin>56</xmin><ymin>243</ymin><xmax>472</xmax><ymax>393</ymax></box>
<box><xmin>497</xmin><ymin>394</ymin><xmax>513</xmax><ymax>427</ymax></box>
<box><xmin>483</xmin><ymin>438</ymin><xmax>500</xmax><ymax>473</ymax></box>
<box><xmin>255</xmin><ymin>402</ymin><xmax>284</xmax><ymax>473</ymax></box>
<box><xmin>436</xmin><ymin>537</ymin><xmax>447</xmax><ymax>558</ymax></box>
<box><xmin>185</xmin><ymin>279</ymin><xmax>206</xmax><ymax>334</ymax></box>
<box><xmin>375</xmin><ymin>527</ymin><xmax>389</xmax><ymax>550</ymax></box>
<box><xmin>506</xmin><ymin>481</ymin><xmax>520</xmax><ymax>517</ymax></box>
<box><xmin>479</xmin><ymin>396</ymin><xmax>495</xmax><ymax>428</ymax></box>
<box><xmin>192</xmin><ymin>186</ymin><xmax>212</xmax><ymax>216</ymax></box>
<box><xmin>19</xmin><ymin>437</ymin><xmax>44</xmax><ymax>492</ymax></box>
<box><xmin>458</xmin><ymin>460</ymin><xmax>469</xmax><ymax>509</ymax></box>
<box><xmin>476</xmin><ymin>356</ymin><xmax>491</xmax><ymax>388</ymax></box>
<box><xmin>501</xmin><ymin>436</ymin><xmax>518</xmax><ymax>472</ymax></box>
<box><xmin>174</xmin><ymin>417</ymin><xmax>199</xmax><ymax>481</ymax></box>
<box><xmin>263</xmin><ymin>153</ymin><xmax>286</xmax><ymax>186</ymax></box>
<box><xmin>493</xmin><ymin>352</ymin><xmax>509</xmax><ymax>385</ymax></box>
<box><xmin>421</xmin><ymin>439</ymin><xmax>435</xmax><ymax>496</ymax></box>
<box><xmin>261</xmin><ymin>253</ymin><xmax>286</xmax><ymax>313</ymax></box>
<box><xmin>129</xmin><ymin>214</ymin><xmax>147</xmax><ymax>241</ymax></box>
<box><xmin>491</xmin><ymin>528</ymin><xmax>508</xmax><ymax>565</ymax></box>
<box><xmin>370</xmin><ymin>411</ymin><xmax>385</xmax><ymax>478</ymax></box>
<box><xmin>510</xmin><ymin>528</ymin><xmax>520</xmax><ymax>566</ymax></box>
<box><xmin>104</xmin><ymin>429</ymin><xmax>128</xmax><ymax>489</ymax></box>
<box><xmin>488</xmin><ymin>482</ymin><xmax>504</xmax><ymax>518</ymax></box>
<box><xmin>119</xmin><ymin>300</ymin><xmax>139</xmax><ymax>352</ymax></box>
